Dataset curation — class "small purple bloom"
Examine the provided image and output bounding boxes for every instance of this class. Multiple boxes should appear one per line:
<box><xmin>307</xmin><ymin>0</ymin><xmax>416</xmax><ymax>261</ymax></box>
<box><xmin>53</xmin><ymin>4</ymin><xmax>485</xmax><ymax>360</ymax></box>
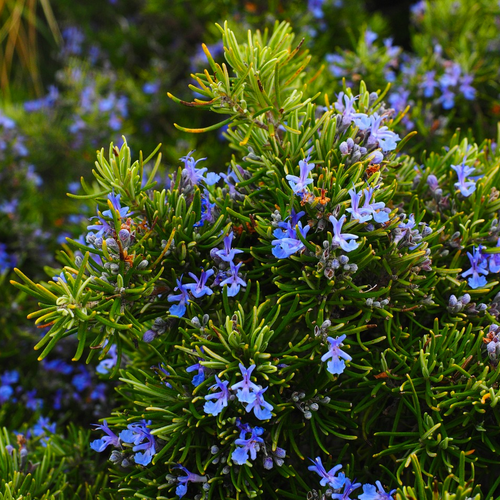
<box><xmin>489</xmin><ymin>238</ymin><xmax>500</xmax><ymax>273</ymax></box>
<box><xmin>96</xmin><ymin>344</ymin><xmax>118</xmax><ymax>375</ymax></box>
<box><xmin>308</xmin><ymin>457</ymin><xmax>344</xmax><ymax>489</ymax></box>
<box><xmin>421</xmin><ymin>71</ymin><xmax>438</xmax><ymax>98</ymax></box>
<box><xmin>329</xmin><ymin>214</ymin><xmax>359</xmax><ymax>252</ymax></box>
<box><xmin>346</xmin><ymin>186</ymin><xmax>372</xmax><ymax>223</ymax></box>
<box><xmin>451</xmin><ymin>161</ymin><xmax>476</xmax><ymax>197</ymax></box>
<box><xmin>272</xmin><ymin>210</ymin><xmax>311</xmax><ymax>259</ymax></box>
<box><xmin>119</xmin><ymin>420</ymin><xmax>156</xmax><ymax>466</ymax></box>
<box><xmin>286</xmin><ymin>156</ymin><xmax>315</xmax><ymax>196</ymax></box>
<box><xmin>232</xmin><ymin>425</ymin><xmax>265</xmax><ymax>465</ymax></box>
<box><xmin>231</xmin><ymin>363</ymin><xmax>261</xmax><ymax>404</ymax></box>
<box><xmin>394</xmin><ymin>213</ymin><xmax>416</xmax><ymax>245</ymax></box>
<box><xmin>168</xmin><ymin>276</ymin><xmax>190</xmax><ymax>317</ymax></box>
<box><xmin>462</xmin><ymin>246</ymin><xmax>488</xmax><ymax>289</ymax></box>
<box><xmin>321</xmin><ymin>334</ymin><xmax>352</xmax><ymax>375</ymax></box>
<box><xmin>90</xmin><ymin>420</ymin><xmax>121</xmax><ymax>452</ymax></box>
<box><xmin>220</xmin><ymin>261</ymin><xmax>247</xmax><ymax>297</ymax></box>
<box><xmin>358</xmin><ymin>481</ymin><xmax>396</xmax><ymax>500</ymax></box>
<box><xmin>331</xmin><ymin>477</ymin><xmax>362</xmax><ymax>499</ymax></box>
<box><xmin>174</xmin><ymin>464</ymin><xmax>207</xmax><ymax>499</ymax></box>
<box><xmin>459</xmin><ymin>74</ymin><xmax>476</xmax><ymax>100</ymax></box>
<box><xmin>180</xmin><ymin>150</ymin><xmax>208</xmax><ymax>186</ymax></box>
<box><xmin>244</xmin><ymin>386</ymin><xmax>273</xmax><ymax>420</ymax></box>
<box><xmin>361</xmin><ymin>186</ymin><xmax>389</xmax><ymax>223</ymax></box>
<box><xmin>203</xmin><ymin>376</ymin><xmax>230</xmax><ymax>416</ymax></box>
<box><xmin>215</xmin><ymin>231</ymin><xmax>243</xmax><ymax>263</ymax></box>
<box><xmin>186</xmin><ymin>359</ymin><xmax>206</xmax><ymax>387</ymax></box>
<box><xmin>365</xmin><ymin>114</ymin><xmax>401</xmax><ymax>152</ymax></box>
<box><xmin>185</xmin><ymin>269</ymin><xmax>214</xmax><ymax>298</ymax></box>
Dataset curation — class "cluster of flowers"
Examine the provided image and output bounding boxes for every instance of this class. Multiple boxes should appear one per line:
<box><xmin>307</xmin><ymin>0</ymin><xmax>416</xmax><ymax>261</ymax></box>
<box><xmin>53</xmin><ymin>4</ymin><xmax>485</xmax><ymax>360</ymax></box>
<box><xmin>309</xmin><ymin>456</ymin><xmax>396</xmax><ymax>499</ymax></box>
<box><xmin>91</xmin><ymin>419</ymin><xmax>157</xmax><ymax>466</ymax></box>
<box><xmin>427</xmin><ymin>160</ymin><xmax>500</xmax><ymax>290</ymax></box>
<box><xmin>203</xmin><ymin>363</ymin><xmax>273</xmax><ymax>420</ymax></box>
<box><xmin>168</xmin><ymin>231</ymin><xmax>246</xmax><ymax>317</ymax></box>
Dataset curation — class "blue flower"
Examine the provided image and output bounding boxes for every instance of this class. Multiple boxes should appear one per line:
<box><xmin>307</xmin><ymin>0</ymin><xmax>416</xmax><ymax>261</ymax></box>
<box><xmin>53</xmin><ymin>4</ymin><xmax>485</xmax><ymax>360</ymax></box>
<box><xmin>215</xmin><ymin>231</ymin><xmax>244</xmax><ymax>263</ymax></box>
<box><xmin>331</xmin><ymin>477</ymin><xmax>362</xmax><ymax>499</ymax></box>
<box><xmin>119</xmin><ymin>420</ymin><xmax>156</xmax><ymax>466</ymax></box>
<box><xmin>321</xmin><ymin>335</ymin><xmax>352</xmax><ymax>375</ymax></box>
<box><xmin>232</xmin><ymin>425</ymin><xmax>265</xmax><ymax>465</ymax></box>
<box><xmin>174</xmin><ymin>464</ymin><xmax>207</xmax><ymax>499</ymax></box>
<box><xmin>90</xmin><ymin>420</ymin><xmax>121</xmax><ymax>452</ymax></box>
<box><xmin>244</xmin><ymin>386</ymin><xmax>273</xmax><ymax>420</ymax></box>
<box><xmin>25</xmin><ymin>389</ymin><xmax>43</xmax><ymax>411</ymax></box>
<box><xmin>489</xmin><ymin>238</ymin><xmax>500</xmax><ymax>273</ymax></box>
<box><xmin>194</xmin><ymin>191</ymin><xmax>217</xmax><ymax>227</ymax></box>
<box><xmin>102</xmin><ymin>191</ymin><xmax>131</xmax><ymax>219</ymax></box>
<box><xmin>220</xmin><ymin>261</ymin><xmax>247</xmax><ymax>297</ymax></box>
<box><xmin>462</xmin><ymin>246</ymin><xmax>488</xmax><ymax>289</ymax></box>
<box><xmin>329</xmin><ymin>214</ymin><xmax>359</xmax><ymax>252</ymax></box>
<box><xmin>393</xmin><ymin>213</ymin><xmax>416</xmax><ymax>245</ymax></box>
<box><xmin>421</xmin><ymin>70</ymin><xmax>438</xmax><ymax>98</ymax></box>
<box><xmin>272</xmin><ymin>209</ymin><xmax>310</xmax><ymax>259</ymax></box>
<box><xmin>286</xmin><ymin>156</ymin><xmax>315</xmax><ymax>197</ymax></box>
<box><xmin>31</xmin><ymin>416</ymin><xmax>56</xmax><ymax>446</ymax></box>
<box><xmin>361</xmin><ymin>186</ymin><xmax>389</xmax><ymax>223</ymax></box>
<box><xmin>451</xmin><ymin>161</ymin><xmax>476</xmax><ymax>197</ymax></box>
<box><xmin>358</xmin><ymin>481</ymin><xmax>397</xmax><ymax>499</ymax></box>
<box><xmin>96</xmin><ymin>344</ymin><xmax>118</xmax><ymax>375</ymax></box>
<box><xmin>231</xmin><ymin>363</ymin><xmax>261</xmax><ymax>404</ymax></box>
<box><xmin>346</xmin><ymin>186</ymin><xmax>372</xmax><ymax>223</ymax></box>
<box><xmin>180</xmin><ymin>151</ymin><xmax>208</xmax><ymax>186</ymax></box>
<box><xmin>203</xmin><ymin>376</ymin><xmax>230</xmax><ymax>416</ymax></box>
<box><xmin>185</xmin><ymin>269</ymin><xmax>214</xmax><ymax>298</ymax></box>
<box><xmin>459</xmin><ymin>74</ymin><xmax>475</xmax><ymax>100</ymax></box>
<box><xmin>186</xmin><ymin>359</ymin><xmax>206</xmax><ymax>387</ymax></box>
<box><xmin>168</xmin><ymin>276</ymin><xmax>191</xmax><ymax>317</ymax></box>
<box><xmin>335</xmin><ymin>93</ymin><xmax>358</xmax><ymax>124</ymax></box>
<box><xmin>308</xmin><ymin>457</ymin><xmax>344</xmax><ymax>489</ymax></box>
<box><xmin>365</xmin><ymin>114</ymin><xmax>400</xmax><ymax>152</ymax></box>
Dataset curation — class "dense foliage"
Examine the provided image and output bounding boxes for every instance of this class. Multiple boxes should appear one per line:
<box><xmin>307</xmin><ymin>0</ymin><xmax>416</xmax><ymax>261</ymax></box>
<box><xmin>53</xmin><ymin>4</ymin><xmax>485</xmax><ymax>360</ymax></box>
<box><xmin>2</xmin><ymin>1</ymin><xmax>500</xmax><ymax>499</ymax></box>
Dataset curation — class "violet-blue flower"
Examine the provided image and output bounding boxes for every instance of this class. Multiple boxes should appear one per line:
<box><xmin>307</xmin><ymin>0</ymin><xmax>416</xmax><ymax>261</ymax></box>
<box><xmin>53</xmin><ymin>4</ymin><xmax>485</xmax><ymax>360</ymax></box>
<box><xmin>168</xmin><ymin>276</ymin><xmax>190</xmax><ymax>317</ymax></box>
<box><xmin>331</xmin><ymin>477</ymin><xmax>362</xmax><ymax>499</ymax></box>
<box><xmin>244</xmin><ymin>386</ymin><xmax>273</xmax><ymax>420</ymax></box>
<box><xmin>272</xmin><ymin>210</ymin><xmax>311</xmax><ymax>259</ymax></box>
<box><xmin>489</xmin><ymin>238</ymin><xmax>500</xmax><ymax>273</ymax></box>
<box><xmin>286</xmin><ymin>156</ymin><xmax>315</xmax><ymax>196</ymax></box>
<box><xmin>96</xmin><ymin>344</ymin><xmax>118</xmax><ymax>375</ymax></box>
<box><xmin>180</xmin><ymin>150</ymin><xmax>208</xmax><ymax>186</ymax></box>
<box><xmin>393</xmin><ymin>213</ymin><xmax>416</xmax><ymax>245</ymax></box>
<box><xmin>451</xmin><ymin>161</ymin><xmax>476</xmax><ymax>197</ymax></box>
<box><xmin>329</xmin><ymin>214</ymin><xmax>359</xmax><ymax>252</ymax></box>
<box><xmin>346</xmin><ymin>186</ymin><xmax>372</xmax><ymax>223</ymax></box>
<box><xmin>231</xmin><ymin>425</ymin><xmax>265</xmax><ymax>465</ymax></box>
<box><xmin>358</xmin><ymin>481</ymin><xmax>396</xmax><ymax>500</ymax></box>
<box><xmin>365</xmin><ymin>114</ymin><xmax>400</xmax><ymax>152</ymax></box>
<box><xmin>361</xmin><ymin>186</ymin><xmax>389</xmax><ymax>223</ymax></box>
<box><xmin>90</xmin><ymin>420</ymin><xmax>121</xmax><ymax>452</ymax></box>
<box><xmin>119</xmin><ymin>420</ymin><xmax>156</xmax><ymax>466</ymax></box>
<box><xmin>174</xmin><ymin>464</ymin><xmax>207</xmax><ymax>499</ymax></box>
<box><xmin>203</xmin><ymin>376</ymin><xmax>230</xmax><ymax>416</ymax></box>
<box><xmin>321</xmin><ymin>334</ymin><xmax>352</xmax><ymax>375</ymax></box>
<box><xmin>185</xmin><ymin>269</ymin><xmax>214</xmax><ymax>298</ymax></box>
<box><xmin>186</xmin><ymin>359</ymin><xmax>206</xmax><ymax>387</ymax></box>
<box><xmin>462</xmin><ymin>246</ymin><xmax>488</xmax><ymax>289</ymax></box>
<box><xmin>231</xmin><ymin>363</ymin><xmax>261</xmax><ymax>404</ymax></box>
<box><xmin>220</xmin><ymin>261</ymin><xmax>247</xmax><ymax>297</ymax></box>
<box><xmin>308</xmin><ymin>457</ymin><xmax>344</xmax><ymax>489</ymax></box>
<box><xmin>215</xmin><ymin>231</ymin><xmax>243</xmax><ymax>263</ymax></box>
